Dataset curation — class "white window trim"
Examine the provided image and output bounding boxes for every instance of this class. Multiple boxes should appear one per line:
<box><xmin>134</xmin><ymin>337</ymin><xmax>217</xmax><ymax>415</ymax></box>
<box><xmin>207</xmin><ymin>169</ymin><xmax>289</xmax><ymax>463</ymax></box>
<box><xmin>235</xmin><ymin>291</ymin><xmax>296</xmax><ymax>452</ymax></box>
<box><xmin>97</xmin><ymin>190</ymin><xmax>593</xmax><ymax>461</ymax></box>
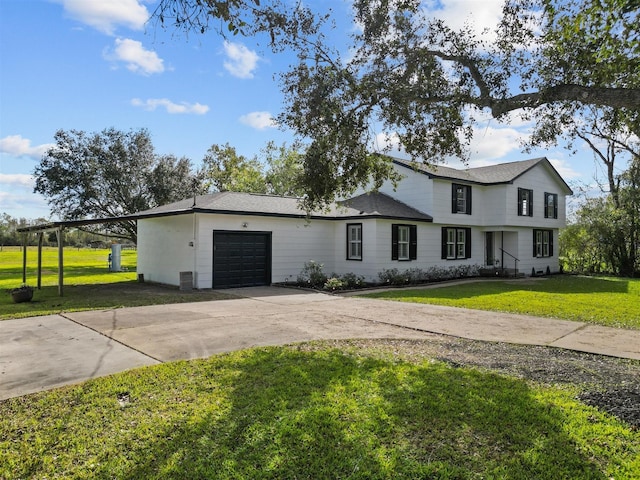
<box><xmin>347</xmin><ymin>223</ymin><xmax>362</xmax><ymax>260</ymax></box>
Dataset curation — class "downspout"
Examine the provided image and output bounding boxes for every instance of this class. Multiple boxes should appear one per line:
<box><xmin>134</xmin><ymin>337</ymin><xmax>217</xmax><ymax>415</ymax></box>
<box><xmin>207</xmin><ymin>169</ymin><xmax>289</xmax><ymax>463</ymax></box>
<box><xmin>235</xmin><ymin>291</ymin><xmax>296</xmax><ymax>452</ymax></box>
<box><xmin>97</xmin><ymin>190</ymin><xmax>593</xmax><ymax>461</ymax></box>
<box><xmin>192</xmin><ymin>211</ymin><xmax>197</xmax><ymax>289</ymax></box>
<box><xmin>501</xmin><ymin>231</ymin><xmax>504</xmax><ymax>273</ymax></box>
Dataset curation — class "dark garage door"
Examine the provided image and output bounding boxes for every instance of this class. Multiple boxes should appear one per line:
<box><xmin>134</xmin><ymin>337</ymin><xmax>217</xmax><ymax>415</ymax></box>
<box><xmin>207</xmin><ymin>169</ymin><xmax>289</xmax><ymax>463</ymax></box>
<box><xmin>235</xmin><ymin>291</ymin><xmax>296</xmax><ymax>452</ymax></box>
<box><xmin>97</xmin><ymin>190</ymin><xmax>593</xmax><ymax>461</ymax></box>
<box><xmin>213</xmin><ymin>231</ymin><xmax>271</xmax><ymax>288</ymax></box>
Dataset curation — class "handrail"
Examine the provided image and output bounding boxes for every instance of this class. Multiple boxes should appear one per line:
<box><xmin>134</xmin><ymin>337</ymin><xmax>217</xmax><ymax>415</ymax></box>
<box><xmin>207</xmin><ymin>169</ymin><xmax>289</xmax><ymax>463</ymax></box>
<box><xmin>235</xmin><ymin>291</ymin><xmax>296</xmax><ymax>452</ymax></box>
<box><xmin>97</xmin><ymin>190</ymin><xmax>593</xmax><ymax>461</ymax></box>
<box><xmin>498</xmin><ymin>248</ymin><xmax>519</xmax><ymax>262</ymax></box>
<box><xmin>498</xmin><ymin>248</ymin><xmax>519</xmax><ymax>277</ymax></box>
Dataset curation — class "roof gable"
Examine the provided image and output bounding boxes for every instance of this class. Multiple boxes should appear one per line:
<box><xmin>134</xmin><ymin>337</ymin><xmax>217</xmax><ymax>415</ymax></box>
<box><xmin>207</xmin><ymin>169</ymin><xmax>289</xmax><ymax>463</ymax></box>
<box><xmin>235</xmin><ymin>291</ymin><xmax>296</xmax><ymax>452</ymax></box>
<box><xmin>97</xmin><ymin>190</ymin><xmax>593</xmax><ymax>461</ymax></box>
<box><xmin>393</xmin><ymin>157</ymin><xmax>573</xmax><ymax>194</ymax></box>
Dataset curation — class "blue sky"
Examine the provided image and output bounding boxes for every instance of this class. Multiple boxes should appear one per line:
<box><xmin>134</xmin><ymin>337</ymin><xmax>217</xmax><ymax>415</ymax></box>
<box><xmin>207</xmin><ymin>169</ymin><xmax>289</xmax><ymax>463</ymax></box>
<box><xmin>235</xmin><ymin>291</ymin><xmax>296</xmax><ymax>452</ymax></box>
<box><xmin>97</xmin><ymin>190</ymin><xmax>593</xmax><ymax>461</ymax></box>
<box><xmin>0</xmin><ymin>0</ymin><xmax>605</xmax><ymax>220</ymax></box>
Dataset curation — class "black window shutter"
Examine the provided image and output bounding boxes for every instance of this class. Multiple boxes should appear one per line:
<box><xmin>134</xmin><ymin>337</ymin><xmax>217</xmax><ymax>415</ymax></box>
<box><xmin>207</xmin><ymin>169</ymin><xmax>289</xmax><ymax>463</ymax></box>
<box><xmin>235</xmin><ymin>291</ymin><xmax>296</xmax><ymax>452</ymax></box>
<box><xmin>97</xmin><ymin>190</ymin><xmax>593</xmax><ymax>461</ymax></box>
<box><xmin>409</xmin><ymin>225</ymin><xmax>417</xmax><ymax>260</ymax></box>
<box><xmin>529</xmin><ymin>190</ymin><xmax>534</xmax><ymax>217</ymax></box>
<box><xmin>467</xmin><ymin>186</ymin><xmax>472</xmax><ymax>215</ymax></box>
<box><xmin>441</xmin><ymin>227</ymin><xmax>448</xmax><ymax>259</ymax></box>
<box><xmin>451</xmin><ymin>184</ymin><xmax>457</xmax><ymax>213</ymax></box>
<box><xmin>549</xmin><ymin>231</ymin><xmax>554</xmax><ymax>256</ymax></box>
<box><xmin>465</xmin><ymin>228</ymin><xmax>471</xmax><ymax>259</ymax></box>
<box><xmin>517</xmin><ymin>189</ymin><xmax>522</xmax><ymax>216</ymax></box>
<box><xmin>391</xmin><ymin>224</ymin><xmax>399</xmax><ymax>260</ymax></box>
<box><xmin>533</xmin><ymin>230</ymin><xmax>537</xmax><ymax>257</ymax></box>
<box><xmin>544</xmin><ymin>193</ymin><xmax>549</xmax><ymax>218</ymax></box>
<box><xmin>553</xmin><ymin>195</ymin><xmax>558</xmax><ymax>219</ymax></box>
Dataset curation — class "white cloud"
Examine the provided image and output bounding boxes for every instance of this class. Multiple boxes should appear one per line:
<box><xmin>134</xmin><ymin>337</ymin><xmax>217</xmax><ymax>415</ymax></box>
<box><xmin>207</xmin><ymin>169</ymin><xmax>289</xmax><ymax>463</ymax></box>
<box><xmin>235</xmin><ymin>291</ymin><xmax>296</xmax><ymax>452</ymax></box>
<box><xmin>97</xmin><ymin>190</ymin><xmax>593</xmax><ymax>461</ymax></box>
<box><xmin>106</xmin><ymin>38</ymin><xmax>165</xmax><ymax>75</ymax></box>
<box><xmin>58</xmin><ymin>0</ymin><xmax>149</xmax><ymax>35</ymax></box>
<box><xmin>548</xmin><ymin>158</ymin><xmax>581</xmax><ymax>180</ymax></box>
<box><xmin>0</xmin><ymin>173</ymin><xmax>34</xmax><ymax>188</ymax></box>
<box><xmin>223</xmin><ymin>41</ymin><xmax>259</xmax><ymax>79</ymax></box>
<box><xmin>131</xmin><ymin>98</ymin><xmax>210</xmax><ymax>115</ymax></box>
<box><xmin>468</xmin><ymin>125</ymin><xmax>525</xmax><ymax>161</ymax></box>
<box><xmin>0</xmin><ymin>135</ymin><xmax>53</xmax><ymax>159</ymax></box>
<box><xmin>422</xmin><ymin>0</ymin><xmax>505</xmax><ymax>40</ymax></box>
<box><xmin>239</xmin><ymin>111</ymin><xmax>277</xmax><ymax>130</ymax></box>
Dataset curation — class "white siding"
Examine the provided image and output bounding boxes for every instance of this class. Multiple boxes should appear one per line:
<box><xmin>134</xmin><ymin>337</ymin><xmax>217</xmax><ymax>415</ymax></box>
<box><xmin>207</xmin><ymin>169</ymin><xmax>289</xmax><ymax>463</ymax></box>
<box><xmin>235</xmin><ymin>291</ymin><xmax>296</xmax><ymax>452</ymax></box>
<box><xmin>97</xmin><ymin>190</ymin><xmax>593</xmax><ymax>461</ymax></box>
<box><xmin>506</xmin><ymin>165</ymin><xmax>568</xmax><ymax>229</ymax></box>
<box><xmin>193</xmin><ymin>214</ymin><xmax>337</xmax><ymax>288</ymax></box>
<box><xmin>377</xmin><ymin>164</ymin><xmax>433</xmax><ymax>214</ymax></box>
<box><xmin>137</xmin><ymin>215</ymin><xmax>196</xmax><ymax>286</ymax></box>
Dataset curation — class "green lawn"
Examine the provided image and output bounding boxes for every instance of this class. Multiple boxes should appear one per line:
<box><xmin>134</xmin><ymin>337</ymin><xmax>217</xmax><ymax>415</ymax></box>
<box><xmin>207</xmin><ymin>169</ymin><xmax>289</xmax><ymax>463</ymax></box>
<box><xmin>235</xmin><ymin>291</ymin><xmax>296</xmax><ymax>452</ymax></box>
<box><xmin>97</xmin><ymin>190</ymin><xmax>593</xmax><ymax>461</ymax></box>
<box><xmin>1</xmin><ymin>344</ymin><xmax>638</xmax><ymax>479</ymax></box>
<box><xmin>0</xmin><ymin>246</ymin><xmax>234</xmax><ymax>320</ymax></box>
<box><xmin>362</xmin><ymin>276</ymin><xmax>640</xmax><ymax>330</ymax></box>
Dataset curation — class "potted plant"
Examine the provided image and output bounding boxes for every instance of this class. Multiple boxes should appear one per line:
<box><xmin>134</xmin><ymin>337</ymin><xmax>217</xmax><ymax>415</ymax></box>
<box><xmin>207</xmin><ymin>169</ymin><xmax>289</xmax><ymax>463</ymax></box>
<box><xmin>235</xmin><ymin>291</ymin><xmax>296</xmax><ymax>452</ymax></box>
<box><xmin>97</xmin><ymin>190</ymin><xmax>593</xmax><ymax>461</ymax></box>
<box><xmin>10</xmin><ymin>284</ymin><xmax>34</xmax><ymax>303</ymax></box>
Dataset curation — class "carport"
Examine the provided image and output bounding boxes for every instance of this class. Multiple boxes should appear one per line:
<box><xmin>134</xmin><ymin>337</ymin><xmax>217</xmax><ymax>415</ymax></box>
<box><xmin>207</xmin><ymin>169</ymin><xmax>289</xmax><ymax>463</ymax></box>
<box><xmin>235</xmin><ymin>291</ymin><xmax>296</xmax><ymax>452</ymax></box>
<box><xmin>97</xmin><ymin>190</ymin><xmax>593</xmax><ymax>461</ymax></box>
<box><xmin>16</xmin><ymin>216</ymin><xmax>133</xmax><ymax>296</ymax></box>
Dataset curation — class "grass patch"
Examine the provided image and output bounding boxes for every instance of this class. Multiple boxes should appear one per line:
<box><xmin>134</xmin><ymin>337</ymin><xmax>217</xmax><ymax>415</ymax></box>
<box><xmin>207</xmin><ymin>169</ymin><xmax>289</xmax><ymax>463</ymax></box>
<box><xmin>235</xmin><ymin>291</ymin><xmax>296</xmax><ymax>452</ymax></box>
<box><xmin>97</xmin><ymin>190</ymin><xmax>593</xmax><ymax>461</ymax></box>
<box><xmin>0</xmin><ymin>247</ymin><xmax>235</xmax><ymax>320</ymax></box>
<box><xmin>1</xmin><ymin>345</ymin><xmax>638</xmax><ymax>479</ymax></box>
<box><xmin>362</xmin><ymin>276</ymin><xmax>640</xmax><ymax>330</ymax></box>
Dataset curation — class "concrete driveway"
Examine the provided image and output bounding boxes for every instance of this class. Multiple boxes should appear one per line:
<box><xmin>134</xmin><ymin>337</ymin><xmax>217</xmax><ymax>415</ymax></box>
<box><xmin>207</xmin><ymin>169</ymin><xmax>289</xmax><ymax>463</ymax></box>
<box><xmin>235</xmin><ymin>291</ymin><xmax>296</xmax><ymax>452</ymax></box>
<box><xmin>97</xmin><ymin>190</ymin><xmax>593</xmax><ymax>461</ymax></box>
<box><xmin>2</xmin><ymin>286</ymin><xmax>639</xmax><ymax>400</ymax></box>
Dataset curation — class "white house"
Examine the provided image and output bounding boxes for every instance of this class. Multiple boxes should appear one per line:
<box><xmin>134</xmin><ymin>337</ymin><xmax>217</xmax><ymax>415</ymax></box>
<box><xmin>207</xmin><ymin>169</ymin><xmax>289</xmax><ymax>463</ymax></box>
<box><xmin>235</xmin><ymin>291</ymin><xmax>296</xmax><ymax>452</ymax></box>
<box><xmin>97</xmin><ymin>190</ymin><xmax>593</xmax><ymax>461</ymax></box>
<box><xmin>134</xmin><ymin>156</ymin><xmax>572</xmax><ymax>289</ymax></box>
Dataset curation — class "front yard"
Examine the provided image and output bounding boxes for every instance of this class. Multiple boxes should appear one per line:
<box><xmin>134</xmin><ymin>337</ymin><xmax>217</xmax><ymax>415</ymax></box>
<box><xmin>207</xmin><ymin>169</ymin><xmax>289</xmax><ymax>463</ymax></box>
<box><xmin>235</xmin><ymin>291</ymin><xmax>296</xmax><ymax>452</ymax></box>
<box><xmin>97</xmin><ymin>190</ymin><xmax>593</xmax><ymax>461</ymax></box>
<box><xmin>362</xmin><ymin>275</ymin><xmax>640</xmax><ymax>330</ymax></box>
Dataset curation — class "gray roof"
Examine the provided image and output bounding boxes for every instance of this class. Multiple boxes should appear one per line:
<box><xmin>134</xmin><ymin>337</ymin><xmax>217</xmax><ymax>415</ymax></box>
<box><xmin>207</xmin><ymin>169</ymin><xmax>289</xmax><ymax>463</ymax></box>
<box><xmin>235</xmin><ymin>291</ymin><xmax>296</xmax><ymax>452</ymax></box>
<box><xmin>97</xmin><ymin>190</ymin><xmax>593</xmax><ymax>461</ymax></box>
<box><xmin>393</xmin><ymin>157</ymin><xmax>573</xmax><ymax>193</ymax></box>
<box><xmin>133</xmin><ymin>191</ymin><xmax>433</xmax><ymax>222</ymax></box>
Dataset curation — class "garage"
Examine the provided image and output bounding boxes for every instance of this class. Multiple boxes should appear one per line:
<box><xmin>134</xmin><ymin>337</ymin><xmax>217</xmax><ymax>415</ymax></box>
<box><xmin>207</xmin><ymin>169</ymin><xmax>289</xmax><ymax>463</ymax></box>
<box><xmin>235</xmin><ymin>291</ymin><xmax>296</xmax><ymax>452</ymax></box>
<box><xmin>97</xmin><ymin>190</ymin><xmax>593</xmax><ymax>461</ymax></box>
<box><xmin>213</xmin><ymin>231</ymin><xmax>272</xmax><ymax>288</ymax></box>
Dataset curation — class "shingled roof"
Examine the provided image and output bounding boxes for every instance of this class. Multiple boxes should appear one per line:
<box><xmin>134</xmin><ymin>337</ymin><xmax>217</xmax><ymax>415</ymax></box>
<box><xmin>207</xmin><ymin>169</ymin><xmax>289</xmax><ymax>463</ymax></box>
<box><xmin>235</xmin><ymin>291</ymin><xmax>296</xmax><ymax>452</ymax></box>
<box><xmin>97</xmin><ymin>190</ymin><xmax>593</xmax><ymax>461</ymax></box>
<box><xmin>393</xmin><ymin>157</ymin><xmax>573</xmax><ymax>193</ymax></box>
<box><xmin>132</xmin><ymin>191</ymin><xmax>433</xmax><ymax>222</ymax></box>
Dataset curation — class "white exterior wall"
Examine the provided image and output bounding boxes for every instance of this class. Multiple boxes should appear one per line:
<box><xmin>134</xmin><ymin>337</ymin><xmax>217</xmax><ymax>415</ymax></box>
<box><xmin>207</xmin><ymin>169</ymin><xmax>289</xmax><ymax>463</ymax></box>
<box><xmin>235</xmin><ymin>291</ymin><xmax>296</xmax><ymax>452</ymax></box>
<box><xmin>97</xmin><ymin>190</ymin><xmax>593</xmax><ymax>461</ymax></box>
<box><xmin>192</xmin><ymin>213</ymin><xmax>337</xmax><ymax>288</ymax></box>
<box><xmin>506</xmin><ymin>166</ymin><xmax>568</xmax><ymax>228</ymax></box>
<box><xmin>137</xmin><ymin>215</ymin><xmax>197</xmax><ymax>286</ymax></box>
<box><xmin>377</xmin><ymin>164</ymin><xmax>433</xmax><ymax>214</ymax></box>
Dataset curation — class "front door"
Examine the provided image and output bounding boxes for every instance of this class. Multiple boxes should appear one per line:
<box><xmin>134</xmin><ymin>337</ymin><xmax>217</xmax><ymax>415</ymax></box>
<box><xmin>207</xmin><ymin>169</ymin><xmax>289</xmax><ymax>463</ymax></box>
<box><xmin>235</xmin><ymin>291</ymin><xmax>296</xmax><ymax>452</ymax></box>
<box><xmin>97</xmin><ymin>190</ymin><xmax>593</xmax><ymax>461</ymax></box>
<box><xmin>485</xmin><ymin>232</ymin><xmax>495</xmax><ymax>267</ymax></box>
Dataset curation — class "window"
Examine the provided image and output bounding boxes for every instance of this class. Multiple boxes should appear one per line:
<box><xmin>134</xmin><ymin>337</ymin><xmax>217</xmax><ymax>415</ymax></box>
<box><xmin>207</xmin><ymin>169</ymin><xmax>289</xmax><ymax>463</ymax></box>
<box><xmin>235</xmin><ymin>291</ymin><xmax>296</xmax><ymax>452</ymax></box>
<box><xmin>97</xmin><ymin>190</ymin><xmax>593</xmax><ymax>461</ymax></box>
<box><xmin>452</xmin><ymin>183</ymin><xmax>472</xmax><ymax>214</ymax></box>
<box><xmin>533</xmin><ymin>229</ymin><xmax>553</xmax><ymax>257</ymax></box>
<box><xmin>544</xmin><ymin>192</ymin><xmax>558</xmax><ymax>219</ymax></box>
<box><xmin>441</xmin><ymin>227</ymin><xmax>472</xmax><ymax>259</ymax></box>
<box><xmin>518</xmin><ymin>188</ymin><xmax>533</xmax><ymax>217</ymax></box>
<box><xmin>392</xmin><ymin>224</ymin><xmax>417</xmax><ymax>260</ymax></box>
<box><xmin>346</xmin><ymin>223</ymin><xmax>362</xmax><ymax>260</ymax></box>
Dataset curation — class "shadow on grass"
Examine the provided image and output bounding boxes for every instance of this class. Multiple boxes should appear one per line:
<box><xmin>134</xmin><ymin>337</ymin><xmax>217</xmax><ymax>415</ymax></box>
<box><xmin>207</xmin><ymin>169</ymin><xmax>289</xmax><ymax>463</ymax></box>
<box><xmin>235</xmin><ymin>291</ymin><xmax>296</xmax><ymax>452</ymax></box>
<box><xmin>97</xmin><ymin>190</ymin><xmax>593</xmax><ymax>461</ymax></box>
<box><xmin>0</xmin><ymin>282</ymin><xmax>238</xmax><ymax>320</ymax></box>
<box><xmin>68</xmin><ymin>348</ymin><xmax>608</xmax><ymax>479</ymax></box>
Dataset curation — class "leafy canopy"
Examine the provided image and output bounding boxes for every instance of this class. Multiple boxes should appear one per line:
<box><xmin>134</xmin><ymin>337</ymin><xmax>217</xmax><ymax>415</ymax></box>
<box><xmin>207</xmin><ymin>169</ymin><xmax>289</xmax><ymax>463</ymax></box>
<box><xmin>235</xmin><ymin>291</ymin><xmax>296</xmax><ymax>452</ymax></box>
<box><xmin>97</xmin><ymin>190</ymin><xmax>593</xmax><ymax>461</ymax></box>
<box><xmin>201</xmin><ymin>141</ymin><xmax>306</xmax><ymax>196</ymax></box>
<box><xmin>33</xmin><ymin>128</ymin><xmax>202</xmax><ymax>243</ymax></box>
<box><xmin>154</xmin><ymin>0</ymin><xmax>640</xmax><ymax>210</ymax></box>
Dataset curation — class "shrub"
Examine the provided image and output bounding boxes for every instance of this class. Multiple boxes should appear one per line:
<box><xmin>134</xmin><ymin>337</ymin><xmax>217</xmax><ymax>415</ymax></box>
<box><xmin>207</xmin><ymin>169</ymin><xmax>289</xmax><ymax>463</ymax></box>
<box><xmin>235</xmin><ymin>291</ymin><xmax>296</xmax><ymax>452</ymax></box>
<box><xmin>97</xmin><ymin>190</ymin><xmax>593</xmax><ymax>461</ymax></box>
<box><xmin>378</xmin><ymin>265</ymin><xmax>481</xmax><ymax>286</ymax></box>
<box><xmin>297</xmin><ymin>260</ymin><xmax>327</xmax><ymax>288</ymax></box>
<box><xmin>324</xmin><ymin>277</ymin><xmax>344</xmax><ymax>291</ymax></box>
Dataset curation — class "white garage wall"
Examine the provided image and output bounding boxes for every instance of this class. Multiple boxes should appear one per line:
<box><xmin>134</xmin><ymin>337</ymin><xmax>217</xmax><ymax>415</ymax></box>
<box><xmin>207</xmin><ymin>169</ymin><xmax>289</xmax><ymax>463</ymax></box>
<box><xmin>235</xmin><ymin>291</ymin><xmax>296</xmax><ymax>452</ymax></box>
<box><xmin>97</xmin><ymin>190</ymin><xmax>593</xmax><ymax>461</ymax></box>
<box><xmin>193</xmin><ymin>213</ymin><xmax>337</xmax><ymax>288</ymax></box>
<box><xmin>137</xmin><ymin>215</ymin><xmax>196</xmax><ymax>286</ymax></box>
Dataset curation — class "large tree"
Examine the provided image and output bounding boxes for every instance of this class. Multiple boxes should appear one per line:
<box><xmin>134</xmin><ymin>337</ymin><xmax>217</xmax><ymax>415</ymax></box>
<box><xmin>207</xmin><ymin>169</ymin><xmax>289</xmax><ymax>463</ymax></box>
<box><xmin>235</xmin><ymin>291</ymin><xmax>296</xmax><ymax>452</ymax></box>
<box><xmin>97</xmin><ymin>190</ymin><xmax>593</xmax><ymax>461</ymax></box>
<box><xmin>153</xmin><ymin>0</ymin><xmax>640</xmax><ymax>209</ymax></box>
<box><xmin>34</xmin><ymin>128</ymin><xmax>202</xmax><ymax>243</ymax></box>
<box><xmin>201</xmin><ymin>141</ymin><xmax>306</xmax><ymax>196</ymax></box>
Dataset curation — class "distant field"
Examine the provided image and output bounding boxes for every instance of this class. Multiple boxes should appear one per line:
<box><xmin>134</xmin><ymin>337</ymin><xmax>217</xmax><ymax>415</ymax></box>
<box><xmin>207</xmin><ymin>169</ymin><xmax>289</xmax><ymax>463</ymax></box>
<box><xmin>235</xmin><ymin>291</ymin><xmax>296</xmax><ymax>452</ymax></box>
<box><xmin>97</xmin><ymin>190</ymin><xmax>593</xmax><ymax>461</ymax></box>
<box><xmin>0</xmin><ymin>246</ymin><xmax>137</xmax><ymax>289</ymax></box>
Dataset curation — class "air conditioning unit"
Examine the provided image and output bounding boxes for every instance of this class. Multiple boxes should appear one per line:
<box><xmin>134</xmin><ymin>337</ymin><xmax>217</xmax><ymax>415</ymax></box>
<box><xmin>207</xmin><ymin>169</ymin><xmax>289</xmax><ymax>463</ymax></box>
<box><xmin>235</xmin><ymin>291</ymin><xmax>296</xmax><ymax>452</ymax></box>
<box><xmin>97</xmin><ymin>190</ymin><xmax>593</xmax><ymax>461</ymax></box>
<box><xmin>179</xmin><ymin>271</ymin><xmax>193</xmax><ymax>291</ymax></box>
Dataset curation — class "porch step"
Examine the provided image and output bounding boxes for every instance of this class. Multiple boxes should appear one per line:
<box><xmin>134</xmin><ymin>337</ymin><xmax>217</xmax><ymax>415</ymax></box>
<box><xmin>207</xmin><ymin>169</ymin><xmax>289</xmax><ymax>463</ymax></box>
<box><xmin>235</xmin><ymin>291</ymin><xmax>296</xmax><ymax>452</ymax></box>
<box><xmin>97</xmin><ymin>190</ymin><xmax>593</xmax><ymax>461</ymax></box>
<box><xmin>479</xmin><ymin>267</ymin><xmax>523</xmax><ymax>278</ymax></box>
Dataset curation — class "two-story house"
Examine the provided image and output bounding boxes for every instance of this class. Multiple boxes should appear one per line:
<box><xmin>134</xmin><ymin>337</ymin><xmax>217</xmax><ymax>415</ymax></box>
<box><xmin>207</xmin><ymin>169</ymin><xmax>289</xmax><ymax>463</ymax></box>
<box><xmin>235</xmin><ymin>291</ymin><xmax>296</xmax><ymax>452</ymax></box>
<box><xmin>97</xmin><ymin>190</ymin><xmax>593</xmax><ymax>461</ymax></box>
<box><xmin>134</xmin><ymin>156</ymin><xmax>572</xmax><ymax>288</ymax></box>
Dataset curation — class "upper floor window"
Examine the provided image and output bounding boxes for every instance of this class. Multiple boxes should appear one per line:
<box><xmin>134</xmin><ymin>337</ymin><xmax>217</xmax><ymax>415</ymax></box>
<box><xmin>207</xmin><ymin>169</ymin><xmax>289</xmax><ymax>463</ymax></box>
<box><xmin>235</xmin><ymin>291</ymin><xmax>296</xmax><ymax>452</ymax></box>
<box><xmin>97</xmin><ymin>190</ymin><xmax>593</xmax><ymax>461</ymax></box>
<box><xmin>533</xmin><ymin>229</ymin><xmax>553</xmax><ymax>257</ymax></box>
<box><xmin>392</xmin><ymin>224</ymin><xmax>417</xmax><ymax>261</ymax></box>
<box><xmin>441</xmin><ymin>227</ymin><xmax>472</xmax><ymax>260</ymax></box>
<box><xmin>452</xmin><ymin>183</ymin><xmax>472</xmax><ymax>214</ymax></box>
<box><xmin>544</xmin><ymin>193</ymin><xmax>558</xmax><ymax>219</ymax></box>
<box><xmin>346</xmin><ymin>223</ymin><xmax>362</xmax><ymax>260</ymax></box>
<box><xmin>518</xmin><ymin>188</ymin><xmax>533</xmax><ymax>217</ymax></box>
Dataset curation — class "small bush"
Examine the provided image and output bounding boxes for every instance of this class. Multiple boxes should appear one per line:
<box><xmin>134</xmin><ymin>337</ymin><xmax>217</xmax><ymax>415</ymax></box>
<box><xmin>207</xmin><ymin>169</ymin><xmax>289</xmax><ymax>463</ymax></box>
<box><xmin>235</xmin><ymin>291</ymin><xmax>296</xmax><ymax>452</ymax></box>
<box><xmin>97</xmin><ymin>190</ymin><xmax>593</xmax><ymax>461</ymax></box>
<box><xmin>324</xmin><ymin>277</ymin><xmax>344</xmax><ymax>291</ymax></box>
<box><xmin>297</xmin><ymin>261</ymin><xmax>327</xmax><ymax>288</ymax></box>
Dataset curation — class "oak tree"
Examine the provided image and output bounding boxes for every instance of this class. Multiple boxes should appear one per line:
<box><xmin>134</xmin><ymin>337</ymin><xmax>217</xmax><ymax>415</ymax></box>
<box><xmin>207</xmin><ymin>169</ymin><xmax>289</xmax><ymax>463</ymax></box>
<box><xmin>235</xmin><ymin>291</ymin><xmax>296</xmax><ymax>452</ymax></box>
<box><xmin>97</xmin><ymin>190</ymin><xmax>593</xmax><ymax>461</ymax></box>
<box><xmin>34</xmin><ymin>128</ymin><xmax>202</xmax><ymax>243</ymax></box>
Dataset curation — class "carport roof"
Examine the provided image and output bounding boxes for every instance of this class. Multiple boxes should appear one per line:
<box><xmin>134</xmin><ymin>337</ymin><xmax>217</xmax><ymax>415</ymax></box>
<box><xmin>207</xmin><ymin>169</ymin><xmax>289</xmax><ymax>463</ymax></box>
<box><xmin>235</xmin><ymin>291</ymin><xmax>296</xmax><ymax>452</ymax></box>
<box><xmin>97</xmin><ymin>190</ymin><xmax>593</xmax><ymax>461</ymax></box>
<box><xmin>133</xmin><ymin>191</ymin><xmax>434</xmax><ymax>222</ymax></box>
